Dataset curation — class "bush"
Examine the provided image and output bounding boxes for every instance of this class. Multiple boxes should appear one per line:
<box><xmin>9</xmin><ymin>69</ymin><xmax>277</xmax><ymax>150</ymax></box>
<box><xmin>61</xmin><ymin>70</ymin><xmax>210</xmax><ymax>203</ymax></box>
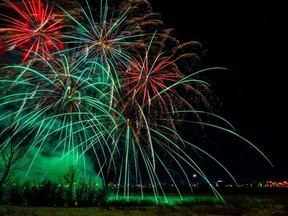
<box><xmin>8</xmin><ymin>183</ymin><xmax>23</xmax><ymax>205</ymax></box>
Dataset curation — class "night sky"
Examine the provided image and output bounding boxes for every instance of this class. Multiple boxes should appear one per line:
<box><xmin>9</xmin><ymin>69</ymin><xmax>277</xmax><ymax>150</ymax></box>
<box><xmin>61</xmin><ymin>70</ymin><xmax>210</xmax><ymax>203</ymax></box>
<box><xmin>149</xmin><ymin>1</ymin><xmax>288</xmax><ymax>181</ymax></box>
<box><xmin>0</xmin><ymin>0</ymin><xmax>287</xmax><ymax>185</ymax></box>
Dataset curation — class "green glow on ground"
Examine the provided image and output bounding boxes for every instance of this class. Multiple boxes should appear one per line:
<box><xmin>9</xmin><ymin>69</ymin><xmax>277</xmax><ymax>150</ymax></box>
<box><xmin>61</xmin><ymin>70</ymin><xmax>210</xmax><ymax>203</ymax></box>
<box><xmin>107</xmin><ymin>193</ymin><xmax>217</xmax><ymax>205</ymax></box>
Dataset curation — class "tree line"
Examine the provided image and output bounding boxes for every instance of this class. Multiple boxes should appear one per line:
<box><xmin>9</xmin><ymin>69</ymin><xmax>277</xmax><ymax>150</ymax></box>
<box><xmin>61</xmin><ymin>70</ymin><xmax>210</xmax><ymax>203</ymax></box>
<box><xmin>0</xmin><ymin>170</ymin><xmax>108</xmax><ymax>207</ymax></box>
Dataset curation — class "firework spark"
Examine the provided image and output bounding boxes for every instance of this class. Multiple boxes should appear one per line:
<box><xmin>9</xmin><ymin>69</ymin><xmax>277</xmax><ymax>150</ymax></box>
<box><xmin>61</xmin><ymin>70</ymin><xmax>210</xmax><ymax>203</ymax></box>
<box><xmin>0</xmin><ymin>0</ymin><xmax>273</xmax><ymax>204</ymax></box>
<box><xmin>0</xmin><ymin>0</ymin><xmax>65</xmax><ymax>61</ymax></box>
<box><xmin>57</xmin><ymin>0</ymin><xmax>142</xmax><ymax>71</ymax></box>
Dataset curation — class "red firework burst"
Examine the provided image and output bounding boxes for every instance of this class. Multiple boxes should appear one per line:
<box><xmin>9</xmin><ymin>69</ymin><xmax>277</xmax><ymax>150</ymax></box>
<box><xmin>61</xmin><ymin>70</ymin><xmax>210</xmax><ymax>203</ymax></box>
<box><xmin>0</xmin><ymin>0</ymin><xmax>65</xmax><ymax>61</ymax></box>
<box><xmin>121</xmin><ymin>50</ymin><xmax>181</xmax><ymax>107</ymax></box>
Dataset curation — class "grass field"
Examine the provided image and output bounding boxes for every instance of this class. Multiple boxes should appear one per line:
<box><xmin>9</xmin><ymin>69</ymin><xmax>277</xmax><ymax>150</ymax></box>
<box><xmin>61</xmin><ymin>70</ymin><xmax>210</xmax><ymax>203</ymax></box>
<box><xmin>1</xmin><ymin>190</ymin><xmax>287</xmax><ymax>216</ymax></box>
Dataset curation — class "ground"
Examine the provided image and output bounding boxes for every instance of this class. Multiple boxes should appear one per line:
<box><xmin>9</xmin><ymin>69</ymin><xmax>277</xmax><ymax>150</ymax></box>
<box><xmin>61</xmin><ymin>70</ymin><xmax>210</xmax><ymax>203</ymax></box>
<box><xmin>1</xmin><ymin>191</ymin><xmax>287</xmax><ymax>216</ymax></box>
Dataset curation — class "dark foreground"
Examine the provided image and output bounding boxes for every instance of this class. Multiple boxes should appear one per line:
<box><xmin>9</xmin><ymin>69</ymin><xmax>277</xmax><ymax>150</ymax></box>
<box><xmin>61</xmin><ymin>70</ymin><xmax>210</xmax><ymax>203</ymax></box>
<box><xmin>1</xmin><ymin>188</ymin><xmax>287</xmax><ymax>216</ymax></box>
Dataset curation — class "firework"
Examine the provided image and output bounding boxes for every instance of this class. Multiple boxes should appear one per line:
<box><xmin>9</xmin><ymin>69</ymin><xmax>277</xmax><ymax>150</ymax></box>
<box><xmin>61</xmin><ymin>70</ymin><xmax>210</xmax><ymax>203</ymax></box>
<box><xmin>0</xmin><ymin>0</ymin><xmax>65</xmax><ymax>61</ymax></box>
<box><xmin>57</xmin><ymin>0</ymin><xmax>142</xmax><ymax>71</ymax></box>
<box><xmin>0</xmin><ymin>0</ymin><xmax>272</xmax><ymax>204</ymax></box>
<box><xmin>0</xmin><ymin>51</ymin><xmax>119</xmax><ymax>180</ymax></box>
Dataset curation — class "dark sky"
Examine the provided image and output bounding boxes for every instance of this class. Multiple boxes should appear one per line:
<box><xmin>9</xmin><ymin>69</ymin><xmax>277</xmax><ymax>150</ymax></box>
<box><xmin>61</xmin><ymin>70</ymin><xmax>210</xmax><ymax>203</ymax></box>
<box><xmin>0</xmin><ymin>0</ymin><xmax>286</xmax><ymax>183</ymax></box>
<box><xmin>149</xmin><ymin>1</ymin><xmax>288</xmax><ymax>181</ymax></box>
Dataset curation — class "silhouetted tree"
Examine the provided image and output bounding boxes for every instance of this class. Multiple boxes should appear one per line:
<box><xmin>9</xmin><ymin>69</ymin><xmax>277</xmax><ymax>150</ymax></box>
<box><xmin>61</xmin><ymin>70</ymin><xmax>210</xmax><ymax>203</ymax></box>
<box><xmin>76</xmin><ymin>176</ymin><xmax>107</xmax><ymax>206</ymax></box>
<box><xmin>0</xmin><ymin>124</ymin><xmax>28</xmax><ymax>191</ymax></box>
<box><xmin>62</xmin><ymin>165</ymin><xmax>78</xmax><ymax>206</ymax></box>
